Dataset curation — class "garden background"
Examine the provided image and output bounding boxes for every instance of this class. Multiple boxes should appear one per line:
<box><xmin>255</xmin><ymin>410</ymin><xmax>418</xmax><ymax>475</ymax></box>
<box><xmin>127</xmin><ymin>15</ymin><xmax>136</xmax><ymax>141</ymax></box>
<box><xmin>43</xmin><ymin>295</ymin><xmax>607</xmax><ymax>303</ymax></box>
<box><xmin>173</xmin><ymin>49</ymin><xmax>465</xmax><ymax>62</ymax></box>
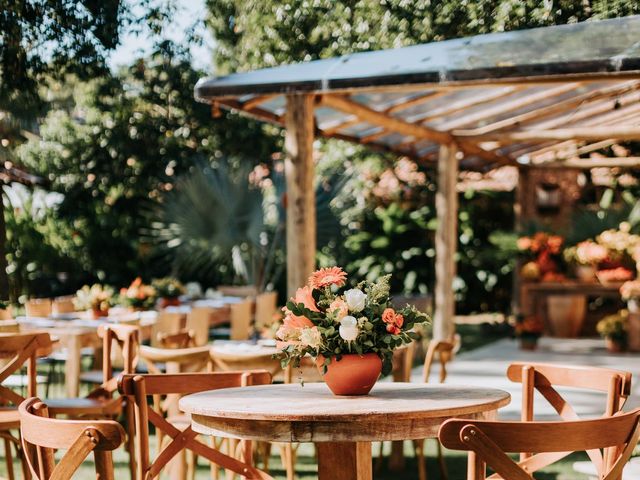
<box><xmin>1</xmin><ymin>0</ymin><xmax>639</xmax><ymax>313</ymax></box>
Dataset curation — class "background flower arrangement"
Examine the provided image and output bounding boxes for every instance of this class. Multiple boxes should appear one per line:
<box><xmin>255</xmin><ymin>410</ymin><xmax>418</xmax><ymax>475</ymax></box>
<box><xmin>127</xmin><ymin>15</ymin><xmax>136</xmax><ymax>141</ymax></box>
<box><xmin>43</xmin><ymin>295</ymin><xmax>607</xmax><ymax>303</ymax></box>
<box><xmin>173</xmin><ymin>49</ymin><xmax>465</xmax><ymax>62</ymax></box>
<box><xmin>120</xmin><ymin>277</ymin><xmax>157</xmax><ymax>309</ymax></box>
<box><xmin>276</xmin><ymin>266</ymin><xmax>429</xmax><ymax>376</ymax></box>
<box><xmin>74</xmin><ymin>284</ymin><xmax>114</xmax><ymax>317</ymax></box>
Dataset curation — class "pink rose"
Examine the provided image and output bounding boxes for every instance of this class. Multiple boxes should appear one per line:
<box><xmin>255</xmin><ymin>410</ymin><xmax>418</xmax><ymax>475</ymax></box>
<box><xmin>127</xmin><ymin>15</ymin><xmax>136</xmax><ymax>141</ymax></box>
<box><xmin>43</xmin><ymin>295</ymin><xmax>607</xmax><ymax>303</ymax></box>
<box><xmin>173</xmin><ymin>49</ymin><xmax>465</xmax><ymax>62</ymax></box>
<box><xmin>329</xmin><ymin>298</ymin><xmax>349</xmax><ymax>319</ymax></box>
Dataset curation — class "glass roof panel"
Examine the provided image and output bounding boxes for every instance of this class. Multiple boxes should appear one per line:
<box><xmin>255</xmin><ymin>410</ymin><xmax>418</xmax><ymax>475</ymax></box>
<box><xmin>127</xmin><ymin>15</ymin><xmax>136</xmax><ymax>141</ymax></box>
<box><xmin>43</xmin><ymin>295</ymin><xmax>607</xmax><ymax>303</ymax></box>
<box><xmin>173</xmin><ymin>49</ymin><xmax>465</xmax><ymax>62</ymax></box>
<box><xmin>196</xmin><ymin>16</ymin><xmax>640</xmax><ymax>98</ymax></box>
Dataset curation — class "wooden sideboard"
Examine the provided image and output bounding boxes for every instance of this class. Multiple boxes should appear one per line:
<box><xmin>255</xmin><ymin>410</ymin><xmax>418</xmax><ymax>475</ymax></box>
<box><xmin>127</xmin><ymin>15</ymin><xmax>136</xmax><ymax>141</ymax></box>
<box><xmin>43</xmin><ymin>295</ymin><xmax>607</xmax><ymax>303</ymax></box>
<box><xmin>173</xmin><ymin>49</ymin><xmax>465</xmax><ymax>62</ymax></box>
<box><xmin>520</xmin><ymin>281</ymin><xmax>623</xmax><ymax>337</ymax></box>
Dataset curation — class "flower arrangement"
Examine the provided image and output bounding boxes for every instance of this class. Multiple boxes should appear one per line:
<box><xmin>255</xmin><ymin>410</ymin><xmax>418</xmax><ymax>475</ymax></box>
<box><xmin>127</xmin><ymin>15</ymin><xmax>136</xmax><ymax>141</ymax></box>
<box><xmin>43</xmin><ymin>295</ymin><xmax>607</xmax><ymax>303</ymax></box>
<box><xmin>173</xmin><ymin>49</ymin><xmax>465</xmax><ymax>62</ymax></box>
<box><xmin>74</xmin><ymin>284</ymin><xmax>114</xmax><ymax>316</ymax></box>
<box><xmin>569</xmin><ymin>240</ymin><xmax>609</xmax><ymax>266</ymax></box>
<box><xmin>620</xmin><ymin>280</ymin><xmax>640</xmax><ymax>301</ymax></box>
<box><xmin>596</xmin><ymin>310</ymin><xmax>628</xmax><ymax>345</ymax></box>
<box><xmin>120</xmin><ymin>277</ymin><xmax>157</xmax><ymax>309</ymax></box>
<box><xmin>517</xmin><ymin>232</ymin><xmax>565</xmax><ymax>282</ymax></box>
<box><xmin>276</xmin><ymin>266</ymin><xmax>429</xmax><ymax>377</ymax></box>
<box><xmin>596</xmin><ymin>267</ymin><xmax>635</xmax><ymax>285</ymax></box>
<box><xmin>152</xmin><ymin>277</ymin><xmax>185</xmax><ymax>299</ymax></box>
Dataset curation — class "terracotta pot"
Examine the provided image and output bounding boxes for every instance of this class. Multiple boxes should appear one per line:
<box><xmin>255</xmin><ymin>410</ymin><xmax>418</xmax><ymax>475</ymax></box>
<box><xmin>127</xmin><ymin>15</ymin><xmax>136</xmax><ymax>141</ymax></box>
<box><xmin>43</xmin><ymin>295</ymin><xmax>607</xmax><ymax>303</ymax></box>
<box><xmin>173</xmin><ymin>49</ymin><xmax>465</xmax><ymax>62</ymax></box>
<box><xmin>519</xmin><ymin>337</ymin><xmax>538</xmax><ymax>351</ymax></box>
<box><xmin>546</xmin><ymin>295</ymin><xmax>586</xmax><ymax>337</ymax></box>
<box><xmin>605</xmin><ymin>337</ymin><xmax>625</xmax><ymax>353</ymax></box>
<box><xmin>316</xmin><ymin>353</ymin><xmax>382</xmax><ymax>396</ymax></box>
<box><xmin>160</xmin><ymin>297</ymin><xmax>181</xmax><ymax>309</ymax></box>
<box><xmin>92</xmin><ymin>307</ymin><xmax>109</xmax><ymax>319</ymax></box>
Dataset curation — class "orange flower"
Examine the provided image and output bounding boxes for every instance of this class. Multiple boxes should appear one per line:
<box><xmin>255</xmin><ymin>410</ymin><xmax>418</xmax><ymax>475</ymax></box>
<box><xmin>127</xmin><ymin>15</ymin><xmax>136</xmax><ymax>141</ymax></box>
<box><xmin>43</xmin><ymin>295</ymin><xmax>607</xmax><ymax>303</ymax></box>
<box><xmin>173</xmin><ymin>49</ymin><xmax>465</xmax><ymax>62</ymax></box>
<box><xmin>394</xmin><ymin>313</ymin><xmax>404</xmax><ymax>328</ymax></box>
<box><xmin>516</xmin><ymin>237</ymin><xmax>531</xmax><ymax>251</ymax></box>
<box><xmin>386</xmin><ymin>324</ymin><xmax>400</xmax><ymax>335</ymax></box>
<box><xmin>547</xmin><ymin>236</ymin><xmax>564</xmax><ymax>254</ymax></box>
<box><xmin>308</xmin><ymin>266</ymin><xmax>347</xmax><ymax>289</ymax></box>
<box><xmin>293</xmin><ymin>286</ymin><xmax>319</xmax><ymax>312</ymax></box>
<box><xmin>382</xmin><ymin>308</ymin><xmax>396</xmax><ymax>324</ymax></box>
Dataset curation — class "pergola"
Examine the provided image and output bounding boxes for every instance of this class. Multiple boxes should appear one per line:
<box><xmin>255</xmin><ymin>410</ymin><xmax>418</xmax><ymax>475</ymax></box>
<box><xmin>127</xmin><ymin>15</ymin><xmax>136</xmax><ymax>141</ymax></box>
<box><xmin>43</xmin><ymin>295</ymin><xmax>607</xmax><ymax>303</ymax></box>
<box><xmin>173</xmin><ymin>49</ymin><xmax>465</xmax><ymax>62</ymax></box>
<box><xmin>195</xmin><ymin>16</ymin><xmax>640</xmax><ymax>340</ymax></box>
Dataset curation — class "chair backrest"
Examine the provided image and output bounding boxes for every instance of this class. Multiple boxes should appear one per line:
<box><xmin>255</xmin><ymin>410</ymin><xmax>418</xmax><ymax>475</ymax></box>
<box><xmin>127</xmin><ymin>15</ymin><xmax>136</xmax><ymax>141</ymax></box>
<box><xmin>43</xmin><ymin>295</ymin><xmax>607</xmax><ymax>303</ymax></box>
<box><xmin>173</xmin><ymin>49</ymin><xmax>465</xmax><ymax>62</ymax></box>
<box><xmin>0</xmin><ymin>306</ymin><xmax>13</xmax><ymax>320</ymax></box>
<box><xmin>230</xmin><ymin>299</ymin><xmax>253</xmax><ymax>341</ymax></box>
<box><xmin>423</xmin><ymin>339</ymin><xmax>455</xmax><ymax>384</ymax></box>
<box><xmin>185</xmin><ymin>307</ymin><xmax>211</xmax><ymax>346</ymax></box>
<box><xmin>211</xmin><ymin>346</ymin><xmax>282</xmax><ymax>378</ymax></box>
<box><xmin>217</xmin><ymin>285</ymin><xmax>258</xmax><ymax>297</ymax></box>
<box><xmin>20</xmin><ymin>397</ymin><xmax>125</xmax><ymax>480</ymax></box>
<box><xmin>151</xmin><ymin>311</ymin><xmax>186</xmax><ymax>347</ymax></box>
<box><xmin>439</xmin><ymin>408</ymin><xmax>640</xmax><ymax>480</ymax></box>
<box><xmin>25</xmin><ymin>299</ymin><xmax>52</xmax><ymax>318</ymax></box>
<box><xmin>52</xmin><ymin>296</ymin><xmax>76</xmax><ymax>314</ymax></box>
<box><xmin>118</xmin><ymin>371</ymin><xmax>273</xmax><ymax>480</ymax></box>
<box><xmin>96</xmin><ymin>324</ymin><xmax>140</xmax><ymax>394</ymax></box>
<box><xmin>254</xmin><ymin>292</ymin><xmax>278</xmax><ymax>330</ymax></box>
<box><xmin>157</xmin><ymin>329</ymin><xmax>197</xmax><ymax>349</ymax></box>
<box><xmin>140</xmin><ymin>345</ymin><xmax>212</xmax><ymax>375</ymax></box>
<box><xmin>0</xmin><ymin>333</ymin><xmax>53</xmax><ymax>405</ymax></box>
<box><xmin>506</xmin><ymin>362</ymin><xmax>632</xmax><ymax>466</ymax></box>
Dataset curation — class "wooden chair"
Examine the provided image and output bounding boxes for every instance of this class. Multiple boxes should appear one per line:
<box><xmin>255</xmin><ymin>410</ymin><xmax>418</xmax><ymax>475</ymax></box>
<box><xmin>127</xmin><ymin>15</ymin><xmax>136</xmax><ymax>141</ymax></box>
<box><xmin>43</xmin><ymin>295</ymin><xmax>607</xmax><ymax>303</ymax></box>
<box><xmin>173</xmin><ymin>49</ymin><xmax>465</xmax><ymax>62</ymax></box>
<box><xmin>51</xmin><ymin>297</ymin><xmax>76</xmax><ymax>315</ymax></box>
<box><xmin>44</xmin><ymin>324</ymin><xmax>139</xmax><ymax>479</ymax></box>
<box><xmin>118</xmin><ymin>371</ymin><xmax>274</xmax><ymax>480</ymax></box>
<box><xmin>438</xmin><ymin>408</ymin><xmax>640</xmax><ymax>480</ymax></box>
<box><xmin>411</xmin><ymin>339</ymin><xmax>455</xmax><ymax>480</ymax></box>
<box><xmin>230</xmin><ymin>300</ymin><xmax>253</xmax><ymax>341</ymax></box>
<box><xmin>152</xmin><ymin>310</ymin><xmax>187</xmax><ymax>347</ymax></box>
<box><xmin>217</xmin><ymin>285</ymin><xmax>258</xmax><ymax>297</ymax></box>
<box><xmin>0</xmin><ymin>332</ymin><xmax>54</xmax><ymax>480</ymax></box>
<box><xmin>185</xmin><ymin>308</ymin><xmax>211</xmax><ymax>346</ymax></box>
<box><xmin>19</xmin><ymin>397</ymin><xmax>125</xmax><ymax>480</ymax></box>
<box><xmin>507</xmin><ymin>362</ymin><xmax>631</xmax><ymax>468</ymax></box>
<box><xmin>0</xmin><ymin>306</ymin><xmax>13</xmax><ymax>320</ymax></box>
<box><xmin>254</xmin><ymin>292</ymin><xmax>278</xmax><ymax>331</ymax></box>
<box><xmin>25</xmin><ymin>299</ymin><xmax>52</xmax><ymax>318</ymax></box>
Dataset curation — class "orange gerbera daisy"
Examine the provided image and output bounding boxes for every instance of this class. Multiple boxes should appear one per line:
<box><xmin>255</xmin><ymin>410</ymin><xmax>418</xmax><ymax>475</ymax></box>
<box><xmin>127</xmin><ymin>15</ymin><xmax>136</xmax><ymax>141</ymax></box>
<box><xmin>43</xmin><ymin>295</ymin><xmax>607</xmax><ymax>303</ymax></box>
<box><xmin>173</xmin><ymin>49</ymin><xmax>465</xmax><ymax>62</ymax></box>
<box><xmin>308</xmin><ymin>266</ymin><xmax>347</xmax><ymax>289</ymax></box>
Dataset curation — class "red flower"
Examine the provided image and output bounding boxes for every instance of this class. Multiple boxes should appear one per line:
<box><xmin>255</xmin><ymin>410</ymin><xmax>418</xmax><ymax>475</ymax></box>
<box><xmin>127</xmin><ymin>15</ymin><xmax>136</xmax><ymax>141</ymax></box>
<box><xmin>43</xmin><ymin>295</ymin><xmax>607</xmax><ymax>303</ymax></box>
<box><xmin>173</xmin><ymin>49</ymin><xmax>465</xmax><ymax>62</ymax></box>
<box><xmin>394</xmin><ymin>314</ymin><xmax>404</xmax><ymax>328</ymax></box>
<box><xmin>386</xmin><ymin>324</ymin><xmax>400</xmax><ymax>335</ymax></box>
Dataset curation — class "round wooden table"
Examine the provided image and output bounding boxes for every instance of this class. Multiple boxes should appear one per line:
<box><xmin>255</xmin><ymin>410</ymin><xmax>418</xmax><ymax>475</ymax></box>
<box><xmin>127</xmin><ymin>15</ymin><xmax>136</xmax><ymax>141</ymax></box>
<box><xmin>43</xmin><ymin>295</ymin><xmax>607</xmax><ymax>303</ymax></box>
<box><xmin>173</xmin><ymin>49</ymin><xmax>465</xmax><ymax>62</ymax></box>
<box><xmin>180</xmin><ymin>382</ymin><xmax>510</xmax><ymax>480</ymax></box>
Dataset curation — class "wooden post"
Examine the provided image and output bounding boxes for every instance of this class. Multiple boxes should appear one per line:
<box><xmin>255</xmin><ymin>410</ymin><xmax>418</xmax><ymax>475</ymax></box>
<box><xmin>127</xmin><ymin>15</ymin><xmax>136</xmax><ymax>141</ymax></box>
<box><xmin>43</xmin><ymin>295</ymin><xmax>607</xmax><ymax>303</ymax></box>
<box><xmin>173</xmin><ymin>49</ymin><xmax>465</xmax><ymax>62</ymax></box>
<box><xmin>433</xmin><ymin>143</ymin><xmax>458</xmax><ymax>341</ymax></box>
<box><xmin>284</xmin><ymin>94</ymin><xmax>316</xmax><ymax>297</ymax></box>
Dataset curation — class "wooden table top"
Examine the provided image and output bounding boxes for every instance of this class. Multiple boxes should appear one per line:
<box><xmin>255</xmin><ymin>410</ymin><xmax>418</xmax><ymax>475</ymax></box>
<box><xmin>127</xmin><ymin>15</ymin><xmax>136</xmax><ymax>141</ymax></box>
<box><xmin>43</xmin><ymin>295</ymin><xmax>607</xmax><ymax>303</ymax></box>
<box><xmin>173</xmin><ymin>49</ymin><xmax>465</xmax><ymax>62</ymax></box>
<box><xmin>180</xmin><ymin>382</ymin><xmax>510</xmax><ymax>442</ymax></box>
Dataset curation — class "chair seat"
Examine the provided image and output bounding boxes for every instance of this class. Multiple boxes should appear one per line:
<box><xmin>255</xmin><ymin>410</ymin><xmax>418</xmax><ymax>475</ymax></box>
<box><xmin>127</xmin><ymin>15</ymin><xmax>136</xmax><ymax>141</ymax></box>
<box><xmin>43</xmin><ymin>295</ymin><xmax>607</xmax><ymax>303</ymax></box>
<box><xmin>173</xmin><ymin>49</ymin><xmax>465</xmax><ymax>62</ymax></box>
<box><xmin>0</xmin><ymin>407</ymin><xmax>20</xmax><ymax>429</ymax></box>
<box><xmin>45</xmin><ymin>396</ymin><xmax>122</xmax><ymax>416</ymax></box>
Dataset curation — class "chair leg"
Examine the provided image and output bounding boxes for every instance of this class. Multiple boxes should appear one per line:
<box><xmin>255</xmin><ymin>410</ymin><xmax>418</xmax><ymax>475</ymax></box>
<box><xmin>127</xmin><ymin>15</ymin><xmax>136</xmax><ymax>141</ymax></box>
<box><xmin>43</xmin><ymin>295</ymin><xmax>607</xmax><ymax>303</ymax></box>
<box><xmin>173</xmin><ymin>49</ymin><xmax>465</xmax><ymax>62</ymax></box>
<box><xmin>4</xmin><ymin>436</ymin><xmax>14</xmax><ymax>480</ymax></box>
<box><xmin>374</xmin><ymin>441</ymin><xmax>385</xmax><ymax>472</ymax></box>
<box><xmin>413</xmin><ymin>439</ymin><xmax>427</xmax><ymax>480</ymax></box>
<box><xmin>125</xmin><ymin>401</ymin><xmax>137</xmax><ymax>480</ymax></box>
<box><xmin>436</xmin><ymin>441</ymin><xmax>448</xmax><ymax>480</ymax></box>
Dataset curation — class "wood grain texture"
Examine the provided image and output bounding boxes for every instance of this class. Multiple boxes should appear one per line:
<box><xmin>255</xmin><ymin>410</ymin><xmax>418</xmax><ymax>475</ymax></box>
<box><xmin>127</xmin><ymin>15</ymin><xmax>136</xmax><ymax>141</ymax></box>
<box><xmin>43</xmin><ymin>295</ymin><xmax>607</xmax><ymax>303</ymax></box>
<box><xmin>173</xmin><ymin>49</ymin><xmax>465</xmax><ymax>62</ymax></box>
<box><xmin>181</xmin><ymin>383</ymin><xmax>509</xmax><ymax>443</ymax></box>
<box><xmin>433</xmin><ymin>143</ymin><xmax>459</xmax><ymax>341</ymax></box>
<box><xmin>317</xmin><ymin>442</ymin><xmax>372</xmax><ymax>480</ymax></box>
<box><xmin>284</xmin><ymin>94</ymin><xmax>316</xmax><ymax>298</ymax></box>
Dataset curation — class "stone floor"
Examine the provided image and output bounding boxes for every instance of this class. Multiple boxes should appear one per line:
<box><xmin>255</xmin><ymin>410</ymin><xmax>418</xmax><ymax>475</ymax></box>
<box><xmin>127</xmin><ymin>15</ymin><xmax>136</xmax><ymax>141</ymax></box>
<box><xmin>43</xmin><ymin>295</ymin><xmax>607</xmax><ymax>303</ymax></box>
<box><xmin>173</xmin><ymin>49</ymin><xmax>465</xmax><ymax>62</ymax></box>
<box><xmin>410</xmin><ymin>336</ymin><xmax>640</xmax><ymax>420</ymax></box>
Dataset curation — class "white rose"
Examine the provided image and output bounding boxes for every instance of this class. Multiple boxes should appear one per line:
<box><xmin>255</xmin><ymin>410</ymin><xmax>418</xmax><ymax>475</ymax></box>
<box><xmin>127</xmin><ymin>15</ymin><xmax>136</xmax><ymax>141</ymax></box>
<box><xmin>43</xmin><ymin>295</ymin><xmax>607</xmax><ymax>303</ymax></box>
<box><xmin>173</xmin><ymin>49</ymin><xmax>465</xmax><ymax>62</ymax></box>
<box><xmin>344</xmin><ymin>289</ymin><xmax>367</xmax><ymax>312</ymax></box>
<box><xmin>339</xmin><ymin>316</ymin><xmax>359</xmax><ymax>341</ymax></box>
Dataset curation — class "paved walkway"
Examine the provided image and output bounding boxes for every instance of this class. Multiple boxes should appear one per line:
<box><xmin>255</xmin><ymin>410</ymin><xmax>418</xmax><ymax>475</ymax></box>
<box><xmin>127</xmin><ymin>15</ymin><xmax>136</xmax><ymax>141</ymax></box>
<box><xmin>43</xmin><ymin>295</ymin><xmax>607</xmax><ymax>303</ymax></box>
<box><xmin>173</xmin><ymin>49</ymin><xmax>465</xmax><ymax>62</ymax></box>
<box><xmin>410</xmin><ymin>336</ymin><xmax>640</xmax><ymax>420</ymax></box>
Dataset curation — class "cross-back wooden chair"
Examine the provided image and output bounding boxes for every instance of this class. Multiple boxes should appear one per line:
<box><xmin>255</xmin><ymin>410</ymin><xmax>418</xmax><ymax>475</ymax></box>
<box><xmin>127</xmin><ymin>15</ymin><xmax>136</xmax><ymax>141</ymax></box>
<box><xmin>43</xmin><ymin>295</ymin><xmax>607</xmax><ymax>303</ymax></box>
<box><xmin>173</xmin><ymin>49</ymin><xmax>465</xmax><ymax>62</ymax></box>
<box><xmin>19</xmin><ymin>397</ymin><xmax>125</xmax><ymax>480</ymax></box>
<box><xmin>412</xmin><ymin>339</ymin><xmax>456</xmax><ymax>480</ymax></box>
<box><xmin>507</xmin><ymin>362</ymin><xmax>631</xmax><ymax>470</ymax></box>
<box><xmin>152</xmin><ymin>311</ymin><xmax>188</xmax><ymax>347</ymax></box>
<box><xmin>254</xmin><ymin>292</ymin><xmax>277</xmax><ymax>331</ymax></box>
<box><xmin>439</xmin><ymin>407</ymin><xmax>640</xmax><ymax>480</ymax></box>
<box><xmin>44</xmin><ymin>324</ymin><xmax>139</xmax><ymax>479</ymax></box>
<box><xmin>0</xmin><ymin>332</ymin><xmax>54</xmax><ymax>480</ymax></box>
<box><xmin>25</xmin><ymin>299</ymin><xmax>52</xmax><ymax>318</ymax></box>
<box><xmin>185</xmin><ymin>307</ymin><xmax>212</xmax><ymax>346</ymax></box>
<box><xmin>118</xmin><ymin>371</ymin><xmax>274</xmax><ymax>480</ymax></box>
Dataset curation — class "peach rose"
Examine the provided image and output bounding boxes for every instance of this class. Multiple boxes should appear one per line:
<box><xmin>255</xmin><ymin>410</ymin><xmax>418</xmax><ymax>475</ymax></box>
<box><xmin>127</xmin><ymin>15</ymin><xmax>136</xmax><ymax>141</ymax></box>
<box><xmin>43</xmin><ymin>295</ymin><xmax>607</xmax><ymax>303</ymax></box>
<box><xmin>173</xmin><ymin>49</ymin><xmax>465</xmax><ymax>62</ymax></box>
<box><xmin>329</xmin><ymin>298</ymin><xmax>349</xmax><ymax>319</ymax></box>
<box><xmin>394</xmin><ymin>313</ymin><xmax>404</xmax><ymax>328</ymax></box>
<box><xmin>293</xmin><ymin>286</ymin><xmax>319</xmax><ymax>312</ymax></box>
<box><xmin>382</xmin><ymin>308</ymin><xmax>396</xmax><ymax>324</ymax></box>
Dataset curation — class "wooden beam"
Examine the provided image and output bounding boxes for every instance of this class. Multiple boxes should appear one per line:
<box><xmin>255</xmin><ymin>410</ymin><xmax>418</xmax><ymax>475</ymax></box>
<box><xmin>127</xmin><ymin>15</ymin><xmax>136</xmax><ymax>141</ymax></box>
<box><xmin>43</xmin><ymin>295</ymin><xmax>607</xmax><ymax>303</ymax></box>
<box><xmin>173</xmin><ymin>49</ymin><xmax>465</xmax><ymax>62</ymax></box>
<box><xmin>384</xmin><ymin>91</ymin><xmax>449</xmax><ymax>114</ymax></box>
<box><xmin>320</xmin><ymin>117</ymin><xmax>360</xmax><ymax>135</ymax></box>
<box><xmin>284</xmin><ymin>94</ymin><xmax>316</xmax><ymax>298</ymax></box>
<box><xmin>320</xmin><ymin>94</ymin><xmax>511</xmax><ymax>166</ymax></box>
<box><xmin>457</xmin><ymin>126</ymin><xmax>640</xmax><ymax>142</ymax></box>
<box><xmin>454</xmin><ymin>81</ymin><xmax>640</xmax><ymax>134</ymax></box>
<box><xmin>320</xmin><ymin>94</ymin><xmax>453</xmax><ymax>144</ymax></box>
<box><xmin>241</xmin><ymin>95</ymin><xmax>277</xmax><ymax>110</ymax></box>
<box><xmin>433</xmin><ymin>143</ymin><xmax>459</xmax><ymax>342</ymax></box>
<box><xmin>531</xmin><ymin>157</ymin><xmax>640</xmax><ymax>169</ymax></box>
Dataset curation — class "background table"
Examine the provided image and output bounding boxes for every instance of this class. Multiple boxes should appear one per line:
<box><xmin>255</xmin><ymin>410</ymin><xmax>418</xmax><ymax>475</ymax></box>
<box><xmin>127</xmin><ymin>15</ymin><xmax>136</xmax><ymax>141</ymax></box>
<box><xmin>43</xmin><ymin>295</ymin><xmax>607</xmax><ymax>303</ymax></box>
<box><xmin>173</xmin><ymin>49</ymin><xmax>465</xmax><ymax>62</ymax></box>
<box><xmin>180</xmin><ymin>382</ymin><xmax>510</xmax><ymax>480</ymax></box>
